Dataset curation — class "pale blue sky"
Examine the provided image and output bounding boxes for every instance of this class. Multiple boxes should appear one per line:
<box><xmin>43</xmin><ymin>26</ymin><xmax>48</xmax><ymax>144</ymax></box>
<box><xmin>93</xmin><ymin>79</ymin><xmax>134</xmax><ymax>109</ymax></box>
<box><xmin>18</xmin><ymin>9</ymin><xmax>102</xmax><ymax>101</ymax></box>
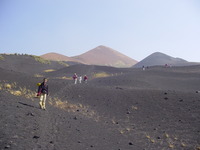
<box><xmin>0</xmin><ymin>0</ymin><xmax>200</xmax><ymax>62</ymax></box>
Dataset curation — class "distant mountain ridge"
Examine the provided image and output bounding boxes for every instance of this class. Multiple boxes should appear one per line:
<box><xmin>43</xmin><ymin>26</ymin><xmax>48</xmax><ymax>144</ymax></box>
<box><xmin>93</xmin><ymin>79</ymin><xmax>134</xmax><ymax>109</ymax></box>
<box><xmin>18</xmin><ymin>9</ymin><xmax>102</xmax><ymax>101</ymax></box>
<box><xmin>39</xmin><ymin>46</ymin><xmax>199</xmax><ymax>68</ymax></box>
<box><xmin>134</xmin><ymin>52</ymin><xmax>198</xmax><ymax>68</ymax></box>
<box><xmin>41</xmin><ymin>45</ymin><xmax>137</xmax><ymax>68</ymax></box>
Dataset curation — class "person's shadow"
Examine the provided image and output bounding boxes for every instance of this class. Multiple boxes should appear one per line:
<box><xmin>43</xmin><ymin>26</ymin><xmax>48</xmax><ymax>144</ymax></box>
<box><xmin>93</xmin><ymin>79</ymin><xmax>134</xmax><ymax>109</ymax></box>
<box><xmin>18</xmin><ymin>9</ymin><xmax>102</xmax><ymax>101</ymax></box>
<box><xmin>18</xmin><ymin>102</ymin><xmax>40</xmax><ymax>109</ymax></box>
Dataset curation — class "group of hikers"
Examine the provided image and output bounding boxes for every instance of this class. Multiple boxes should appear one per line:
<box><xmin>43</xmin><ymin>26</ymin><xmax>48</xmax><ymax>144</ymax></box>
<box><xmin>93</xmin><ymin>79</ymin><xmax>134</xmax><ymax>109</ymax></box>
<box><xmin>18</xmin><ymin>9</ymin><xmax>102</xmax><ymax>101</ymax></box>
<box><xmin>142</xmin><ymin>64</ymin><xmax>172</xmax><ymax>70</ymax></box>
<box><xmin>37</xmin><ymin>74</ymin><xmax>88</xmax><ymax>110</ymax></box>
<box><xmin>73</xmin><ymin>73</ymin><xmax>88</xmax><ymax>84</ymax></box>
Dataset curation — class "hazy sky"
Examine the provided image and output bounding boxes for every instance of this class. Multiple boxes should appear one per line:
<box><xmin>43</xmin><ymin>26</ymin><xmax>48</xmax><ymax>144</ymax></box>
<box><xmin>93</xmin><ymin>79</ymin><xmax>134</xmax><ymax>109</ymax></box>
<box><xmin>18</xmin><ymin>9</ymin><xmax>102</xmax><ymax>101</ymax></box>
<box><xmin>0</xmin><ymin>0</ymin><xmax>200</xmax><ymax>62</ymax></box>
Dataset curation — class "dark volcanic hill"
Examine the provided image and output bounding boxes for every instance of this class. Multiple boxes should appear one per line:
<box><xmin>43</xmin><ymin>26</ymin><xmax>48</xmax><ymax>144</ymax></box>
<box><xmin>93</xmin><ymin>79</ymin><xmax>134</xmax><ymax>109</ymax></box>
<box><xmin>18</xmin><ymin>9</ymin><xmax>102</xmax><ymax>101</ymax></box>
<box><xmin>134</xmin><ymin>52</ymin><xmax>198</xmax><ymax>68</ymax></box>
<box><xmin>0</xmin><ymin>54</ymin><xmax>67</xmax><ymax>75</ymax></box>
<box><xmin>44</xmin><ymin>64</ymin><xmax>133</xmax><ymax>79</ymax></box>
<box><xmin>72</xmin><ymin>45</ymin><xmax>137</xmax><ymax>68</ymax></box>
<box><xmin>0</xmin><ymin>56</ymin><xmax>200</xmax><ymax>150</ymax></box>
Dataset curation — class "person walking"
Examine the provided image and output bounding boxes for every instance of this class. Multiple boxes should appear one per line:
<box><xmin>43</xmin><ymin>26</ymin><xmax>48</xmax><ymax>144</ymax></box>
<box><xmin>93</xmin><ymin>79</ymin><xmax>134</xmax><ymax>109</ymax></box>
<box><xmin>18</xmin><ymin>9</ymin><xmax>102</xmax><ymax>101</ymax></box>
<box><xmin>142</xmin><ymin>66</ymin><xmax>145</xmax><ymax>71</ymax></box>
<box><xmin>37</xmin><ymin>78</ymin><xmax>48</xmax><ymax>110</ymax></box>
<box><xmin>84</xmin><ymin>75</ymin><xmax>88</xmax><ymax>83</ymax></box>
<box><xmin>73</xmin><ymin>73</ymin><xmax>78</xmax><ymax>84</ymax></box>
<box><xmin>79</xmin><ymin>75</ymin><xmax>82</xmax><ymax>84</ymax></box>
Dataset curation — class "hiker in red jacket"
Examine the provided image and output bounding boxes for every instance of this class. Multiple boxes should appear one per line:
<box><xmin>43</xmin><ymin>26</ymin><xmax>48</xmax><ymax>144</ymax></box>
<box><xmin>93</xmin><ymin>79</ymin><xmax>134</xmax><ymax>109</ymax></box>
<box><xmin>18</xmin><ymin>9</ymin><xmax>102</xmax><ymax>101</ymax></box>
<box><xmin>73</xmin><ymin>73</ymin><xmax>78</xmax><ymax>84</ymax></box>
<box><xmin>83</xmin><ymin>75</ymin><xmax>88</xmax><ymax>83</ymax></box>
<box><xmin>37</xmin><ymin>78</ymin><xmax>48</xmax><ymax>110</ymax></box>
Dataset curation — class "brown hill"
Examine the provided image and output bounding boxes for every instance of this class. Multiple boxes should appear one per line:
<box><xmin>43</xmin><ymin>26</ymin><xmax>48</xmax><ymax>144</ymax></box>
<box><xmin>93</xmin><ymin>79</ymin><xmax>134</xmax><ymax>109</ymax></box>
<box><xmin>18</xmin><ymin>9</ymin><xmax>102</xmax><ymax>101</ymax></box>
<box><xmin>73</xmin><ymin>45</ymin><xmax>137</xmax><ymax>68</ymax></box>
<box><xmin>41</xmin><ymin>52</ymin><xmax>83</xmax><ymax>63</ymax></box>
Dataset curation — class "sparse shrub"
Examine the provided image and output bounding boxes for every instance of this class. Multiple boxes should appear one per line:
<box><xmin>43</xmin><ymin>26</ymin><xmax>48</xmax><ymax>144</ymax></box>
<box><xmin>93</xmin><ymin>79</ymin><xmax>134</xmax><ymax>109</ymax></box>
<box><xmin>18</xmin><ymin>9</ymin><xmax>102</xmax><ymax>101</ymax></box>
<box><xmin>196</xmin><ymin>146</ymin><xmax>200</xmax><ymax>150</ymax></box>
<box><xmin>111</xmin><ymin>118</ymin><xmax>117</xmax><ymax>124</ymax></box>
<box><xmin>11</xmin><ymin>90</ymin><xmax>22</xmax><ymax>96</ymax></box>
<box><xmin>132</xmin><ymin>106</ymin><xmax>138</xmax><ymax>110</ymax></box>
<box><xmin>0</xmin><ymin>83</ymin><xmax>3</xmax><ymax>90</ymax></box>
<box><xmin>146</xmin><ymin>135</ymin><xmax>151</xmax><ymax>139</ymax></box>
<box><xmin>174</xmin><ymin>137</ymin><xmax>178</xmax><ymax>140</ymax></box>
<box><xmin>55</xmin><ymin>99</ymin><xmax>66</xmax><ymax>109</ymax></box>
<box><xmin>53</xmin><ymin>98</ymin><xmax>78</xmax><ymax>110</ymax></box>
<box><xmin>11</xmin><ymin>82</ymin><xmax>17</xmax><ymax>88</ymax></box>
<box><xmin>60</xmin><ymin>76</ymin><xmax>67</xmax><ymax>79</ymax></box>
<box><xmin>113</xmin><ymin>60</ymin><xmax>127</xmax><ymax>68</ymax></box>
<box><xmin>34</xmin><ymin>74</ymin><xmax>44</xmax><ymax>78</ymax></box>
<box><xmin>58</xmin><ymin>61</ymin><xmax>69</xmax><ymax>67</ymax></box>
<box><xmin>19</xmin><ymin>87</ymin><xmax>35</xmax><ymax>99</ymax></box>
<box><xmin>119</xmin><ymin>129</ymin><xmax>125</xmax><ymax>134</ymax></box>
<box><xmin>4</xmin><ymin>83</ymin><xmax>12</xmax><ymax>89</ymax></box>
<box><xmin>0</xmin><ymin>81</ymin><xmax>35</xmax><ymax>100</ymax></box>
<box><xmin>25</xmin><ymin>90</ymin><xmax>35</xmax><ymax>99</ymax></box>
<box><xmin>62</xmin><ymin>76</ymin><xmax>72</xmax><ymax>80</ymax></box>
<box><xmin>145</xmin><ymin>134</ymin><xmax>156</xmax><ymax>143</ymax></box>
<box><xmin>50</xmin><ymin>97</ymin><xmax>100</xmax><ymax>121</ymax></box>
<box><xmin>44</xmin><ymin>69</ymin><xmax>56</xmax><ymax>72</ymax></box>
<box><xmin>9</xmin><ymin>87</ymin><xmax>35</xmax><ymax>99</ymax></box>
<box><xmin>181</xmin><ymin>142</ymin><xmax>186</xmax><ymax>147</ymax></box>
<box><xmin>56</xmin><ymin>76</ymin><xmax>72</xmax><ymax>80</ymax></box>
<box><xmin>0</xmin><ymin>55</ymin><xmax>4</xmax><ymax>60</ymax></box>
<box><xmin>19</xmin><ymin>87</ymin><xmax>27</xmax><ymax>95</ymax></box>
<box><xmin>126</xmin><ymin>127</ymin><xmax>131</xmax><ymax>132</ymax></box>
<box><xmin>31</xmin><ymin>55</ymin><xmax>50</xmax><ymax>64</ymax></box>
<box><xmin>164</xmin><ymin>133</ymin><xmax>169</xmax><ymax>138</ymax></box>
<box><xmin>79</xmin><ymin>103</ymin><xmax>83</xmax><ymax>108</ymax></box>
<box><xmin>150</xmin><ymin>139</ymin><xmax>155</xmax><ymax>143</ymax></box>
<box><xmin>168</xmin><ymin>143</ymin><xmax>174</xmax><ymax>148</ymax></box>
<box><xmin>68</xmin><ymin>103</ymin><xmax>78</xmax><ymax>109</ymax></box>
<box><xmin>93</xmin><ymin>72</ymin><xmax>111</xmax><ymax>78</ymax></box>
